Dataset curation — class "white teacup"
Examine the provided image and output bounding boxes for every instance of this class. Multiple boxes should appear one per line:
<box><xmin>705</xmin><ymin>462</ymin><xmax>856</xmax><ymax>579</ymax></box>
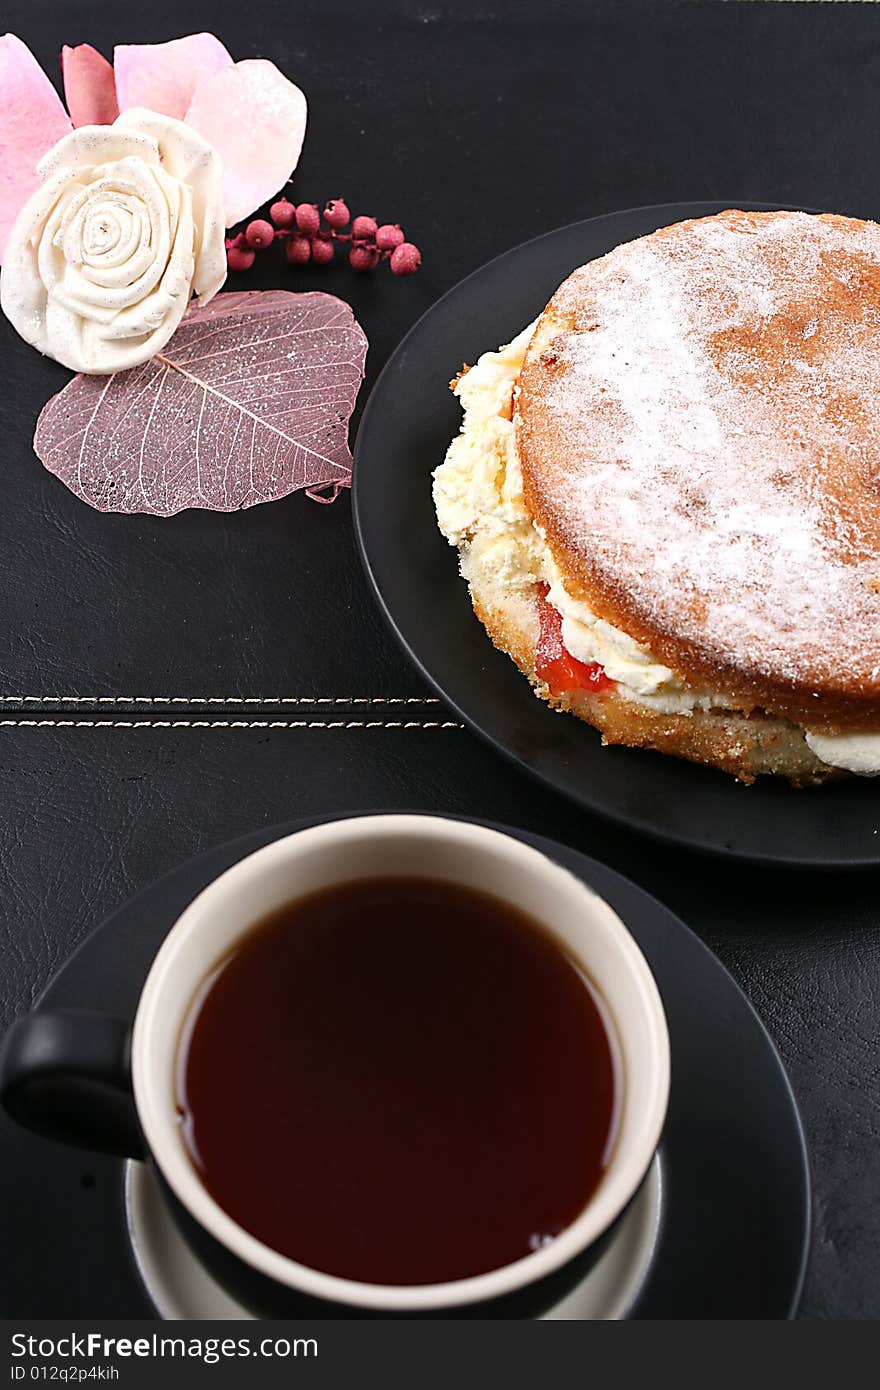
<box><xmin>1</xmin><ymin>815</ymin><xmax>670</xmax><ymax>1317</ymax></box>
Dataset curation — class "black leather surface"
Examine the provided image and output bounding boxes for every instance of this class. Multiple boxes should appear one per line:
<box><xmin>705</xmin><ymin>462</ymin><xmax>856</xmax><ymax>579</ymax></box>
<box><xmin>1</xmin><ymin>0</ymin><xmax>879</xmax><ymax>1320</ymax></box>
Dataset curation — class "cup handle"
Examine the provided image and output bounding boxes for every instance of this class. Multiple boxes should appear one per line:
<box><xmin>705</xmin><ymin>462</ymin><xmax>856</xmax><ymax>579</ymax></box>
<box><xmin>0</xmin><ymin>1009</ymin><xmax>145</xmax><ymax>1159</ymax></box>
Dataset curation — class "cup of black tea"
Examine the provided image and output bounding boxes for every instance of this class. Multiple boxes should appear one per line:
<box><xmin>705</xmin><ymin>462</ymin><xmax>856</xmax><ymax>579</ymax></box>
<box><xmin>0</xmin><ymin>815</ymin><xmax>669</xmax><ymax>1317</ymax></box>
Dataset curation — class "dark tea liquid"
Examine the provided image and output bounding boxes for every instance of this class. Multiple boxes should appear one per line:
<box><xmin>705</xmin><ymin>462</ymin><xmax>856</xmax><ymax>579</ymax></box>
<box><xmin>177</xmin><ymin>877</ymin><xmax>619</xmax><ymax>1285</ymax></box>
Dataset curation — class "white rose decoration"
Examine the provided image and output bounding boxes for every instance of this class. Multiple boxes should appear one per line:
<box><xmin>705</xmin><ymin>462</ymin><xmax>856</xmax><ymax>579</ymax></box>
<box><xmin>0</xmin><ymin>109</ymin><xmax>227</xmax><ymax>374</ymax></box>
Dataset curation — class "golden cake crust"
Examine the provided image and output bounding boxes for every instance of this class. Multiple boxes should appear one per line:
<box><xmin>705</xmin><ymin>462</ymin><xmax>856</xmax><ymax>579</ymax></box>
<box><xmin>516</xmin><ymin>209</ymin><xmax>880</xmax><ymax>730</ymax></box>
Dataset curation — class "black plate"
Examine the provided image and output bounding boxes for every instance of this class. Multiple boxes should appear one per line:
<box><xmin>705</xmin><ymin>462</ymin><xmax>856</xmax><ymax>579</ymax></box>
<box><xmin>2</xmin><ymin>815</ymin><xmax>809</xmax><ymax>1319</ymax></box>
<box><xmin>353</xmin><ymin>201</ymin><xmax>880</xmax><ymax>867</ymax></box>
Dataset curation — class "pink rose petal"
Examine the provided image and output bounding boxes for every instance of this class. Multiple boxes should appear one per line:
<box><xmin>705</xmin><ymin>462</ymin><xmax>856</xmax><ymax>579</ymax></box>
<box><xmin>0</xmin><ymin>33</ymin><xmax>72</xmax><ymax>262</ymax></box>
<box><xmin>61</xmin><ymin>43</ymin><xmax>119</xmax><ymax>127</ymax></box>
<box><xmin>114</xmin><ymin>32</ymin><xmax>233</xmax><ymax>121</ymax></box>
<box><xmin>186</xmin><ymin>59</ymin><xmax>307</xmax><ymax>227</ymax></box>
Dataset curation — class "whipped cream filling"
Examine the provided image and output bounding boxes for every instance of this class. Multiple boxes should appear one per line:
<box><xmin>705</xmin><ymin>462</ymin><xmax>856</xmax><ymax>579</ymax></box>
<box><xmin>431</xmin><ymin>324</ymin><xmax>547</xmax><ymax>589</ymax></box>
<box><xmin>431</xmin><ymin>321</ymin><xmax>876</xmax><ymax>774</ymax></box>
<box><xmin>803</xmin><ymin>731</ymin><xmax>880</xmax><ymax>776</ymax></box>
<box><xmin>545</xmin><ymin>574</ymin><xmax>726</xmax><ymax>713</ymax></box>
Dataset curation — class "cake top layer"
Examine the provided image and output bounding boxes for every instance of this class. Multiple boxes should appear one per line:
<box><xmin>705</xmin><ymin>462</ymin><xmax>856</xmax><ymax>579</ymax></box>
<box><xmin>516</xmin><ymin>209</ymin><xmax>880</xmax><ymax>725</ymax></box>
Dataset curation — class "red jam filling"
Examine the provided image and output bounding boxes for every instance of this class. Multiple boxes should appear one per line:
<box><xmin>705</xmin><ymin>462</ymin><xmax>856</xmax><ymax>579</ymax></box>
<box><xmin>535</xmin><ymin>586</ymin><xmax>616</xmax><ymax>698</ymax></box>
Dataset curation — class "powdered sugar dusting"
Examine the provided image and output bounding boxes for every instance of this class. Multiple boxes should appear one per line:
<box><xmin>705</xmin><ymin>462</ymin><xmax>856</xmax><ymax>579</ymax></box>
<box><xmin>519</xmin><ymin>211</ymin><xmax>880</xmax><ymax>694</ymax></box>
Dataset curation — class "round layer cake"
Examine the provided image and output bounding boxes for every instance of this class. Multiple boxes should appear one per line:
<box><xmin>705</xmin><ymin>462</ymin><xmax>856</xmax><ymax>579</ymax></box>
<box><xmin>433</xmin><ymin>210</ymin><xmax>880</xmax><ymax>783</ymax></box>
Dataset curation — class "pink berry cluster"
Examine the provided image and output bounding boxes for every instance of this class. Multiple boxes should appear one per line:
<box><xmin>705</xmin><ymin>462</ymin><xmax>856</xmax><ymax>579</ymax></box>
<box><xmin>225</xmin><ymin>199</ymin><xmax>421</xmax><ymax>277</ymax></box>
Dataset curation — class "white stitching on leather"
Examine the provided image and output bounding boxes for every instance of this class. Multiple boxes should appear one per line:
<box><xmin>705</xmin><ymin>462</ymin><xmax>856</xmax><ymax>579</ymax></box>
<box><xmin>0</xmin><ymin>719</ymin><xmax>463</xmax><ymax>730</ymax></box>
<box><xmin>0</xmin><ymin>696</ymin><xmax>441</xmax><ymax>706</ymax></box>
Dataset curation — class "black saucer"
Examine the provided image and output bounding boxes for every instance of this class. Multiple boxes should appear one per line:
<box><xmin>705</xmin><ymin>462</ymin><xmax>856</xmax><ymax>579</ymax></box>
<box><xmin>353</xmin><ymin>201</ymin><xmax>880</xmax><ymax>868</ymax></box>
<box><xmin>1</xmin><ymin>815</ymin><xmax>809</xmax><ymax>1318</ymax></box>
